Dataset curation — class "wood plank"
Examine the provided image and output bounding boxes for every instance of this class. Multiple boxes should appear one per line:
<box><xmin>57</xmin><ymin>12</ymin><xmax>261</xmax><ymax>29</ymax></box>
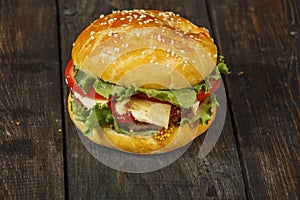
<box><xmin>0</xmin><ymin>1</ymin><xmax>65</xmax><ymax>199</ymax></box>
<box><xmin>207</xmin><ymin>0</ymin><xmax>300</xmax><ymax>198</ymax></box>
<box><xmin>58</xmin><ymin>0</ymin><xmax>246</xmax><ymax>199</ymax></box>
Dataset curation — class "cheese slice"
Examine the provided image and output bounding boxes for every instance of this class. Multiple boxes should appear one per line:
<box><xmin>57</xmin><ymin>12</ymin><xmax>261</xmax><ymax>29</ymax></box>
<box><xmin>129</xmin><ymin>97</ymin><xmax>171</xmax><ymax>128</ymax></box>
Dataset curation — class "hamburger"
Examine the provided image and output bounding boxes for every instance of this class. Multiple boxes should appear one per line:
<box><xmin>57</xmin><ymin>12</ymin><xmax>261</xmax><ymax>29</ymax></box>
<box><xmin>65</xmin><ymin>9</ymin><xmax>229</xmax><ymax>154</ymax></box>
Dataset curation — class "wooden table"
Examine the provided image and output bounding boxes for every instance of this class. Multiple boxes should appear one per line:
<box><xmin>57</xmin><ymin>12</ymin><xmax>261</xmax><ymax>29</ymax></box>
<box><xmin>1</xmin><ymin>0</ymin><xmax>299</xmax><ymax>199</ymax></box>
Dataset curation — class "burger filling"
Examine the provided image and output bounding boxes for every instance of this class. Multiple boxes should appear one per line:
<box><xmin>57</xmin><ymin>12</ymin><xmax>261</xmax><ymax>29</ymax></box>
<box><xmin>66</xmin><ymin>56</ymin><xmax>229</xmax><ymax>137</ymax></box>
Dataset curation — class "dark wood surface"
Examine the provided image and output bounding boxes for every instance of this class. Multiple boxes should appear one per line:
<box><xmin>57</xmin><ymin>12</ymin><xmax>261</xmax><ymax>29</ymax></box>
<box><xmin>1</xmin><ymin>0</ymin><xmax>299</xmax><ymax>199</ymax></box>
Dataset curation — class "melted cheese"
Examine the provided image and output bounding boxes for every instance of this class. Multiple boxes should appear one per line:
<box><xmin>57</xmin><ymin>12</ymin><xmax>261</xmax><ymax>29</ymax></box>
<box><xmin>129</xmin><ymin>97</ymin><xmax>171</xmax><ymax>128</ymax></box>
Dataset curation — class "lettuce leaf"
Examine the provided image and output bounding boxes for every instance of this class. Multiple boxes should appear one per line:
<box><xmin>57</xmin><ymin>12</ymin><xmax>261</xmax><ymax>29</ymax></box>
<box><xmin>180</xmin><ymin>94</ymin><xmax>218</xmax><ymax>126</ymax></box>
<box><xmin>74</xmin><ymin>70</ymin><xmax>97</xmax><ymax>94</ymax></box>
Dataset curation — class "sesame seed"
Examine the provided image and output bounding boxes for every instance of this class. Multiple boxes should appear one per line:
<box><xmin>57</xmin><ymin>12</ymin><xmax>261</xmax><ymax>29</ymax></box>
<box><xmin>152</xmin><ymin>46</ymin><xmax>157</xmax><ymax>49</ymax></box>
<box><xmin>99</xmin><ymin>14</ymin><xmax>104</xmax><ymax>18</ymax></box>
<box><xmin>192</xmin><ymin>60</ymin><xmax>196</xmax><ymax>63</ymax></box>
<box><xmin>170</xmin><ymin>40</ymin><xmax>174</xmax><ymax>45</ymax></box>
<box><xmin>108</xmin><ymin>19</ymin><xmax>114</xmax><ymax>24</ymax></box>
<box><xmin>141</xmin><ymin>51</ymin><xmax>146</xmax><ymax>55</ymax></box>
<box><xmin>114</xmin><ymin>40</ymin><xmax>118</xmax><ymax>44</ymax></box>
<box><xmin>149</xmin><ymin>59</ymin><xmax>154</xmax><ymax>63</ymax></box>
<box><xmin>138</xmin><ymin>21</ymin><xmax>143</xmax><ymax>25</ymax></box>
<box><xmin>171</xmin><ymin>51</ymin><xmax>175</xmax><ymax>57</ymax></box>
<box><xmin>157</xmin><ymin>34</ymin><xmax>161</xmax><ymax>41</ymax></box>
<box><xmin>108</xmin><ymin>32</ymin><xmax>113</xmax><ymax>36</ymax></box>
<box><xmin>167</xmin><ymin>48</ymin><xmax>171</xmax><ymax>52</ymax></box>
<box><xmin>91</xmin><ymin>36</ymin><xmax>95</xmax><ymax>40</ymax></box>
<box><xmin>120</xmin><ymin>17</ymin><xmax>125</xmax><ymax>20</ymax></box>
<box><xmin>189</xmin><ymin>35</ymin><xmax>194</xmax><ymax>38</ymax></box>
<box><xmin>125</xmin><ymin>43</ymin><xmax>129</xmax><ymax>47</ymax></box>
<box><xmin>119</xmin><ymin>36</ymin><xmax>123</xmax><ymax>40</ymax></box>
<box><xmin>213</xmin><ymin>54</ymin><xmax>218</xmax><ymax>58</ymax></box>
<box><xmin>72</xmin><ymin>42</ymin><xmax>75</xmax><ymax>46</ymax></box>
<box><xmin>133</xmin><ymin>14</ymin><xmax>138</xmax><ymax>18</ymax></box>
<box><xmin>208</xmin><ymin>52</ymin><xmax>211</xmax><ymax>56</ymax></box>
<box><xmin>113</xmin><ymin>33</ymin><xmax>118</xmax><ymax>37</ymax></box>
<box><xmin>114</xmin><ymin>47</ymin><xmax>120</xmax><ymax>52</ymax></box>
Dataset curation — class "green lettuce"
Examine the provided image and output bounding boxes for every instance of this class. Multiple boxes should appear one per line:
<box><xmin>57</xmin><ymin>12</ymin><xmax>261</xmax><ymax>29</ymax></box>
<box><xmin>74</xmin><ymin>70</ymin><xmax>97</xmax><ymax>94</ymax></box>
<box><xmin>179</xmin><ymin>94</ymin><xmax>218</xmax><ymax>126</ymax></box>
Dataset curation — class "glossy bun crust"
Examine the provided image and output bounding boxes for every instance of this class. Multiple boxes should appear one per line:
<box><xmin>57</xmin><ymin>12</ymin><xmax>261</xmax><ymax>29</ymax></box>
<box><xmin>68</xmin><ymin>94</ymin><xmax>216</xmax><ymax>154</ymax></box>
<box><xmin>72</xmin><ymin>10</ymin><xmax>217</xmax><ymax>89</ymax></box>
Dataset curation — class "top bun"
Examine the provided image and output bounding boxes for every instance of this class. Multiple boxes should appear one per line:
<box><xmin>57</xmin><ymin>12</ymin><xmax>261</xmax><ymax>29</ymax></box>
<box><xmin>72</xmin><ymin>10</ymin><xmax>217</xmax><ymax>89</ymax></box>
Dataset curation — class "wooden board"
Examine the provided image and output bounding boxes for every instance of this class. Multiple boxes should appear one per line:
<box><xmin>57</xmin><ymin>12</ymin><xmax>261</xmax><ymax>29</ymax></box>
<box><xmin>0</xmin><ymin>0</ymin><xmax>65</xmax><ymax>199</ymax></box>
<box><xmin>207</xmin><ymin>0</ymin><xmax>300</xmax><ymax>198</ymax></box>
<box><xmin>58</xmin><ymin>0</ymin><xmax>246</xmax><ymax>199</ymax></box>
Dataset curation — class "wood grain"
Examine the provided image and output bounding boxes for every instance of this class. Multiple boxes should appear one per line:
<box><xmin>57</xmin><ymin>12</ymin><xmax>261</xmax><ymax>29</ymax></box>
<box><xmin>58</xmin><ymin>0</ymin><xmax>246</xmax><ymax>199</ymax></box>
<box><xmin>208</xmin><ymin>0</ymin><xmax>300</xmax><ymax>199</ymax></box>
<box><xmin>0</xmin><ymin>0</ymin><xmax>65</xmax><ymax>199</ymax></box>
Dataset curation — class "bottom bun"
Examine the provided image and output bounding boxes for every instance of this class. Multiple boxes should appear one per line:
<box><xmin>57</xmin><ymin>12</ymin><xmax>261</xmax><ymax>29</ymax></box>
<box><xmin>68</xmin><ymin>94</ymin><xmax>216</xmax><ymax>154</ymax></box>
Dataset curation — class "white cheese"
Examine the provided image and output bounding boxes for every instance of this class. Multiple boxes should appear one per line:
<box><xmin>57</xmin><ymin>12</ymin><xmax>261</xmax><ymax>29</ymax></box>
<box><xmin>129</xmin><ymin>97</ymin><xmax>171</xmax><ymax>128</ymax></box>
<box><xmin>191</xmin><ymin>101</ymin><xmax>200</xmax><ymax>114</ymax></box>
<box><xmin>73</xmin><ymin>92</ymin><xmax>108</xmax><ymax>109</ymax></box>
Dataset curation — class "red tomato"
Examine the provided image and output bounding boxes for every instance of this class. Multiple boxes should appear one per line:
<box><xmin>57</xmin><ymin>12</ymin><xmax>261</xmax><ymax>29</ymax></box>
<box><xmin>196</xmin><ymin>79</ymin><xmax>221</xmax><ymax>101</ymax></box>
<box><xmin>65</xmin><ymin>59</ymin><xmax>75</xmax><ymax>89</ymax></box>
<box><xmin>65</xmin><ymin>59</ymin><xmax>106</xmax><ymax>100</ymax></box>
<box><xmin>209</xmin><ymin>79</ymin><xmax>221</xmax><ymax>94</ymax></box>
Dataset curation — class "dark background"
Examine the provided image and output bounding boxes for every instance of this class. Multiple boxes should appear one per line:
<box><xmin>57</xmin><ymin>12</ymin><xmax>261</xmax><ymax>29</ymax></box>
<box><xmin>0</xmin><ymin>0</ymin><xmax>299</xmax><ymax>199</ymax></box>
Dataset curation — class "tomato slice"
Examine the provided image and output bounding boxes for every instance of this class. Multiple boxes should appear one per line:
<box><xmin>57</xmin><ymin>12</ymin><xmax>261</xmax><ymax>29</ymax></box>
<box><xmin>209</xmin><ymin>79</ymin><xmax>221</xmax><ymax>94</ymax></box>
<box><xmin>196</xmin><ymin>79</ymin><xmax>221</xmax><ymax>101</ymax></box>
<box><xmin>65</xmin><ymin>59</ymin><xmax>106</xmax><ymax>100</ymax></box>
<box><xmin>65</xmin><ymin>59</ymin><xmax>75</xmax><ymax>89</ymax></box>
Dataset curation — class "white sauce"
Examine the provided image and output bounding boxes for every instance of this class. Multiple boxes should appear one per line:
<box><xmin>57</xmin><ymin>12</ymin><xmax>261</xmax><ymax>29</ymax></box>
<box><xmin>73</xmin><ymin>92</ymin><xmax>108</xmax><ymax>109</ymax></box>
